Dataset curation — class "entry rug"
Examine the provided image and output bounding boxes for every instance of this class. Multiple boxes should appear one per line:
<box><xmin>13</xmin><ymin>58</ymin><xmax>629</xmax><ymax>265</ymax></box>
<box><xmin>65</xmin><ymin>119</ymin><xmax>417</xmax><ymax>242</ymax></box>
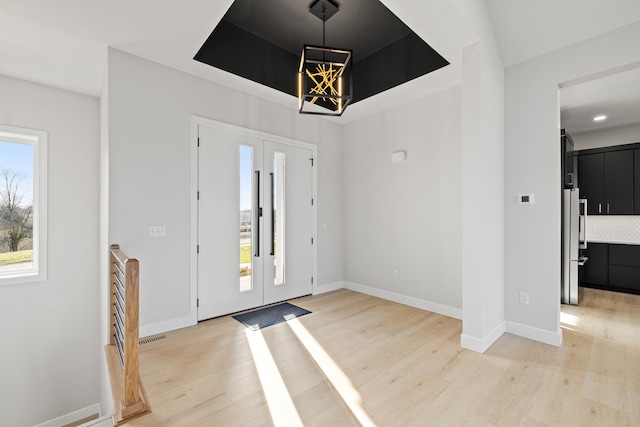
<box><xmin>233</xmin><ymin>302</ymin><xmax>311</xmax><ymax>331</ymax></box>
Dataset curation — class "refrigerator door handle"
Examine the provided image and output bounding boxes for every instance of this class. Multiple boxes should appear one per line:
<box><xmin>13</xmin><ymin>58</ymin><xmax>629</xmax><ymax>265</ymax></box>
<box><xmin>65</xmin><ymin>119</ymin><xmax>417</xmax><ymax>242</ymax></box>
<box><xmin>562</xmin><ymin>190</ymin><xmax>571</xmax><ymax>304</ymax></box>
<box><xmin>579</xmin><ymin>198</ymin><xmax>587</xmax><ymax>249</ymax></box>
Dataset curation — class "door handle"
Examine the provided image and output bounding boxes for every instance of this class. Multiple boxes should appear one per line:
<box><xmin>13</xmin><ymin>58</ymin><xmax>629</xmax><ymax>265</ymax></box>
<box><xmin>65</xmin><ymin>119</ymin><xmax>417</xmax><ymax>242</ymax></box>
<box><xmin>255</xmin><ymin>170</ymin><xmax>261</xmax><ymax>257</ymax></box>
<box><xmin>579</xmin><ymin>199</ymin><xmax>587</xmax><ymax>249</ymax></box>
<box><xmin>607</xmin><ymin>203</ymin><xmax>610</xmax><ymax>214</ymax></box>
<box><xmin>270</xmin><ymin>172</ymin><xmax>275</xmax><ymax>256</ymax></box>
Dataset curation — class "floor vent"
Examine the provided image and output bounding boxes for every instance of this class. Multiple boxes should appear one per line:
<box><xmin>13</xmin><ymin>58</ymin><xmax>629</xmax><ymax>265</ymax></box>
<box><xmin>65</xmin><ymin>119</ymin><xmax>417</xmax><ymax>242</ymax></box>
<box><xmin>139</xmin><ymin>335</ymin><xmax>166</xmax><ymax>345</ymax></box>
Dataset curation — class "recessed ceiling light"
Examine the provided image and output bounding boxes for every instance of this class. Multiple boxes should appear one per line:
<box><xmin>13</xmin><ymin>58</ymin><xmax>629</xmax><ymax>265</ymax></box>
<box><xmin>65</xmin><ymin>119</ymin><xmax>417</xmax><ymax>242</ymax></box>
<box><xmin>593</xmin><ymin>115</ymin><xmax>607</xmax><ymax>122</ymax></box>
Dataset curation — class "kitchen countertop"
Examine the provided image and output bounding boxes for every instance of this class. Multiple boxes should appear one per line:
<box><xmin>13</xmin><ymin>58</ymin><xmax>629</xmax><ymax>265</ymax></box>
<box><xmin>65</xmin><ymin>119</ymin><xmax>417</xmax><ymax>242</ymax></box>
<box><xmin>588</xmin><ymin>240</ymin><xmax>640</xmax><ymax>246</ymax></box>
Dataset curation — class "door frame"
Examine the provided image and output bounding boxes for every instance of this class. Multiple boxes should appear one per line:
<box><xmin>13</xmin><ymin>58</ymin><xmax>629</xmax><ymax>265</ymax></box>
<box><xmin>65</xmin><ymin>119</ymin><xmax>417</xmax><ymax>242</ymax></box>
<box><xmin>189</xmin><ymin>116</ymin><xmax>318</xmax><ymax>323</ymax></box>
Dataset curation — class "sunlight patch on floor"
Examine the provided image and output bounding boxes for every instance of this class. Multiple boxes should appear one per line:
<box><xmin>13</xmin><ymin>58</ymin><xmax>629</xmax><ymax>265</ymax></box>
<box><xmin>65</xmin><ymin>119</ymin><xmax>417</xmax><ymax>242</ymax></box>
<box><xmin>560</xmin><ymin>311</ymin><xmax>581</xmax><ymax>331</ymax></box>
<box><xmin>287</xmin><ymin>318</ymin><xmax>377</xmax><ymax>427</ymax></box>
<box><xmin>245</xmin><ymin>328</ymin><xmax>303</xmax><ymax>427</ymax></box>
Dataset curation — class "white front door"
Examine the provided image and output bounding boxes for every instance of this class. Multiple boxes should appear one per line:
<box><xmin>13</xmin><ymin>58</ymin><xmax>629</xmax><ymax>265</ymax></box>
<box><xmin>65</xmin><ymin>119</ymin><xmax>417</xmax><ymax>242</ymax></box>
<box><xmin>262</xmin><ymin>140</ymin><xmax>313</xmax><ymax>305</ymax></box>
<box><xmin>197</xmin><ymin>125</ymin><xmax>313</xmax><ymax>321</ymax></box>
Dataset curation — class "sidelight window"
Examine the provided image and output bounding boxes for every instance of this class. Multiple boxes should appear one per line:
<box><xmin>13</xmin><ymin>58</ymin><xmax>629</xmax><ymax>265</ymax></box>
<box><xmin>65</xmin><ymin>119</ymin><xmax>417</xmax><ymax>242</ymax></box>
<box><xmin>273</xmin><ymin>152</ymin><xmax>285</xmax><ymax>285</ymax></box>
<box><xmin>239</xmin><ymin>145</ymin><xmax>253</xmax><ymax>292</ymax></box>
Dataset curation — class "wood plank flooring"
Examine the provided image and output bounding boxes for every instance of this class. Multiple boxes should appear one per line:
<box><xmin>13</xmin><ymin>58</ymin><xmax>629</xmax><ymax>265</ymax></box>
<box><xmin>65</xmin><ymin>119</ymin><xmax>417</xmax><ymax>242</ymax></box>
<box><xmin>123</xmin><ymin>288</ymin><xmax>640</xmax><ymax>426</ymax></box>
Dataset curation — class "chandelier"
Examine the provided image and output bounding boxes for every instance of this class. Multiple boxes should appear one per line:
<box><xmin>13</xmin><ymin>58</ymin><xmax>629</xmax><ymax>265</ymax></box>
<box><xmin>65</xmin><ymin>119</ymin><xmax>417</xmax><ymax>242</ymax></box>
<box><xmin>298</xmin><ymin>0</ymin><xmax>352</xmax><ymax>116</ymax></box>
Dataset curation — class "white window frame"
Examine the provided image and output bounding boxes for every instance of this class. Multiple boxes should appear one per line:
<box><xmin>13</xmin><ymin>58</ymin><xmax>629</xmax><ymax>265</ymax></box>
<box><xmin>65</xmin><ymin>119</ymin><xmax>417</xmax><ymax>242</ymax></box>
<box><xmin>0</xmin><ymin>124</ymin><xmax>48</xmax><ymax>285</ymax></box>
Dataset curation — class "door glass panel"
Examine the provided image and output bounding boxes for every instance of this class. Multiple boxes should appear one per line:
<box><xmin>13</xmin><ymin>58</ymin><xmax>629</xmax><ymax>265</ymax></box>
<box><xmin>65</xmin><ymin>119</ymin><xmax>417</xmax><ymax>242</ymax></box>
<box><xmin>273</xmin><ymin>152</ymin><xmax>285</xmax><ymax>285</ymax></box>
<box><xmin>239</xmin><ymin>145</ymin><xmax>253</xmax><ymax>292</ymax></box>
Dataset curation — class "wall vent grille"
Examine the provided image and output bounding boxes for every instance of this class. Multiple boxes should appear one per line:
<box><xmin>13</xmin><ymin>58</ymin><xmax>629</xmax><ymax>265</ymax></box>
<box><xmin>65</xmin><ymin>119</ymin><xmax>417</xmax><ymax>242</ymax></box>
<box><xmin>139</xmin><ymin>335</ymin><xmax>166</xmax><ymax>345</ymax></box>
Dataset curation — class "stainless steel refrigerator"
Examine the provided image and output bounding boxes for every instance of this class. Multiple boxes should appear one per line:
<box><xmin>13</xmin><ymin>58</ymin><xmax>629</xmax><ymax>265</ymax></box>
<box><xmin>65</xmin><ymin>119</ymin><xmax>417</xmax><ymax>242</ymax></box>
<box><xmin>562</xmin><ymin>188</ymin><xmax>587</xmax><ymax>305</ymax></box>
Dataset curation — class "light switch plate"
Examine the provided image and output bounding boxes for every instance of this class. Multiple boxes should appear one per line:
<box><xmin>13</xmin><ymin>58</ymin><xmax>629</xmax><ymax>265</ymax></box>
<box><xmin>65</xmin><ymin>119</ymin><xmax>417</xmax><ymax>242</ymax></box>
<box><xmin>391</xmin><ymin>150</ymin><xmax>406</xmax><ymax>163</ymax></box>
<box><xmin>149</xmin><ymin>226</ymin><xmax>166</xmax><ymax>237</ymax></box>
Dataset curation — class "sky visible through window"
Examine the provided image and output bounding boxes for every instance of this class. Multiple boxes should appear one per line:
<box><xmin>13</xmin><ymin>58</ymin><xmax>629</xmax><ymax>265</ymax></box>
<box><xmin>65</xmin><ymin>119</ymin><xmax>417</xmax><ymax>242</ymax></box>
<box><xmin>0</xmin><ymin>140</ymin><xmax>34</xmax><ymax>204</ymax></box>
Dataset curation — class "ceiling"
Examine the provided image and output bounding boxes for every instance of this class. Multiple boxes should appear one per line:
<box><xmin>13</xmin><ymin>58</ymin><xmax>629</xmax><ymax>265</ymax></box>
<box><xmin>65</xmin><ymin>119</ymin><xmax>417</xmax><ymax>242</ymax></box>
<box><xmin>221</xmin><ymin>0</ymin><xmax>410</xmax><ymax>60</ymax></box>
<box><xmin>486</xmin><ymin>0</ymin><xmax>640</xmax><ymax>135</ymax></box>
<box><xmin>1</xmin><ymin>1</ymin><xmax>639</xmax><ymax>124</ymax></box>
<box><xmin>194</xmin><ymin>0</ymin><xmax>449</xmax><ymax>108</ymax></box>
<box><xmin>485</xmin><ymin>0</ymin><xmax>640</xmax><ymax>68</ymax></box>
<box><xmin>561</xmin><ymin>66</ymin><xmax>640</xmax><ymax>134</ymax></box>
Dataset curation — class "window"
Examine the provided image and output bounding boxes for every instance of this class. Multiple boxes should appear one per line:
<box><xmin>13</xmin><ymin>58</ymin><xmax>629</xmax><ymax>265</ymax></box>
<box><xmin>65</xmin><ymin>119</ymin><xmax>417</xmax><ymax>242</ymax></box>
<box><xmin>273</xmin><ymin>151</ymin><xmax>285</xmax><ymax>286</ymax></box>
<box><xmin>239</xmin><ymin>145</ymin><xmax>253</xmax><ymax>292</ymax></box>
<box><xmin>0</xmin><ymin>125</ymin><xmax>47</xmax><ymax>285</ymax></box>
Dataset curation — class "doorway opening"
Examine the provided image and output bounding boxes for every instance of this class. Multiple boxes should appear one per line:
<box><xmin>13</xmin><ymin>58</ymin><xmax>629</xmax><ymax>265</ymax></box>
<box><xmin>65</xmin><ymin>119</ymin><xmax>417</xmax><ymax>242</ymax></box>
<box><xmin>559</xmin><ymin>65</ymin><xmax>640</xmax><ymax>327</ymax></box>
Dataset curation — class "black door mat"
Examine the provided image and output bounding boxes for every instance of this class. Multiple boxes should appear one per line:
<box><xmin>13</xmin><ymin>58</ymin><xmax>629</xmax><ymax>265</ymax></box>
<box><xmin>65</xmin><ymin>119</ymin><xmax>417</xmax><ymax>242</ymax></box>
<box><xmin>232</xmin><ymin>302</ymin><xmax>311</xmax><ymax>331</ymax></box>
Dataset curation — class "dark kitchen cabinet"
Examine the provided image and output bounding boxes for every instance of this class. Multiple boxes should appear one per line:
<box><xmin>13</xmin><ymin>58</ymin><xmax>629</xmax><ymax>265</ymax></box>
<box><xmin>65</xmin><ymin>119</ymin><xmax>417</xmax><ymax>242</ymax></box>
<box><xmin>604</xmin><ymin>151</ymin><xmax>634</xmax><ymax>214</ymax></box>
<box><xmin>609</xmin><ymin>245</ymin><xmax>640</xmax><ymax>292</ymax></box>
<box><xmin>577</xmin><ymin>150</ymin><xmax>633</xmax><ymax>214</ymax></box>
<box><xmin>578</xmin><ymin>153</ymin><xmax>604</xmax><ymax>215</ymax></box>
<box><xmin>609</xmin><ymin>266</ymin><xmax>640</xmax><ymax>291</ymax></box>
<box><xmin>635</xmin><ymin>149</ymin><xmax>640</xmax><ymax>214</ymax></box>
<box><xmin>581</xmin><ymin>243</ymin><xmax>608</xmax><ymax>287</ymax></box>
<box><xmin>561</xmin><ymin>129</ymin><xmax>577</xmax><ymax>188</ymax></box>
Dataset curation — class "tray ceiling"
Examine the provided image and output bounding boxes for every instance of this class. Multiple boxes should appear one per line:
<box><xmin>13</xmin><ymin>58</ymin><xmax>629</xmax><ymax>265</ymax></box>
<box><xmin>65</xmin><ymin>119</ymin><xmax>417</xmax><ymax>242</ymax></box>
<box><xmin>194</xmin><ymin>0</ymin><xmax>449</xmax><ymax>106</ymax></box>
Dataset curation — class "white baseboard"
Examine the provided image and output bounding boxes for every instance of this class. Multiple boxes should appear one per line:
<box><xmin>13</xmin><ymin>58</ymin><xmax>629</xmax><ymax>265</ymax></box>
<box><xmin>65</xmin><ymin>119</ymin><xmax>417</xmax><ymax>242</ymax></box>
<box><xmin>344</xmin><ymin>281</ymin><xmax>463</xmax><ymax>320</ymax></box>
<box><xmin>139</xmin><ymin>314</ymin><xmax>195</xmax><ymax>338</ymax></box>
<box><xmin>33</xmin><ymin>403</ymin><xmax>103</xmax><ymax>427</ymax></box>
<box><xmin>80</xmin><ymin>415</ymin><xmax>113</xmax><ymax>427</ymax></box>
<box><xmin>506</xmin><ymin>321</ymin><xmax>563</xmax><ymax>347</ymax></box>
<box><xmin>460</xmin><ymin>321</ymin><xmax>506</xmax><ymax>353</ymax></box>
<box><xmin>314</xmin><ymin>280</ymin><xmax>344</xmax><ymax>294</ymax></box>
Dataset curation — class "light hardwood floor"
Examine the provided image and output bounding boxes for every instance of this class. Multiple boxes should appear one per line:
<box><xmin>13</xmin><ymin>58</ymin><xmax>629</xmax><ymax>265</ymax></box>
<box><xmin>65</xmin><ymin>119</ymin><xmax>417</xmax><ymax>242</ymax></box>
<box><xmin>124</xmin><ymin>288</ymin><xmax>640</xmax><ymax>426</ymax></box>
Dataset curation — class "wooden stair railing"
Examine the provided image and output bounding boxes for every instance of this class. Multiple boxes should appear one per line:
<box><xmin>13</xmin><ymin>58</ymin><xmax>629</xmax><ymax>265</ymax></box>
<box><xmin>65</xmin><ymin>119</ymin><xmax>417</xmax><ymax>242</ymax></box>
<box><xmin>105</xmin><ymin>244</ymin><xmax>150</xmax><ymax>424</ymax></box>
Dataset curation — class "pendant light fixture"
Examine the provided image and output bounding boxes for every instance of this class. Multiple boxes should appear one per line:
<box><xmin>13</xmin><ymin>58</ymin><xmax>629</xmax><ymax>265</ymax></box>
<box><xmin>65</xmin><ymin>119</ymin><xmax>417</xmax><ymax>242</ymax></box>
<box><xmin>298</xmin><ymin>0</ymin><xmax>352</xmax><ymax>116</ymax></box>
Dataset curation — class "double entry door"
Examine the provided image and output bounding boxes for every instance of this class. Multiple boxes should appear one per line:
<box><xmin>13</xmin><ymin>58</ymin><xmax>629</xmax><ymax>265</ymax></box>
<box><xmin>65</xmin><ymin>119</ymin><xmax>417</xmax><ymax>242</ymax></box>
<box><xmin>197</xmin><ymin>125</ymin><xmax>313</xmax><ymax>321</ymax></box>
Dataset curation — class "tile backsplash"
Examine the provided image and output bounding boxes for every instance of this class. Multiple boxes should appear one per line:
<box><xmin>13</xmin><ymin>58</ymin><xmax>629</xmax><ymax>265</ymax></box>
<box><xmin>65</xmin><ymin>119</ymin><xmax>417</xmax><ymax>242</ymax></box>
<box><xmin>587</xmin><ymin>215</ymin><xmax>640</xmax><ymax>245</ymax></box>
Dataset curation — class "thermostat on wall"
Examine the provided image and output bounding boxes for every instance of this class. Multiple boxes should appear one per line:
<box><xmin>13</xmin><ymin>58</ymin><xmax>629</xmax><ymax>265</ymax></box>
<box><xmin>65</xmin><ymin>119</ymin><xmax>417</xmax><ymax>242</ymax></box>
<box><xmin>518</xmin><ymin>194</ymin><xmax>535</xmax><ymax>205</ymax></box>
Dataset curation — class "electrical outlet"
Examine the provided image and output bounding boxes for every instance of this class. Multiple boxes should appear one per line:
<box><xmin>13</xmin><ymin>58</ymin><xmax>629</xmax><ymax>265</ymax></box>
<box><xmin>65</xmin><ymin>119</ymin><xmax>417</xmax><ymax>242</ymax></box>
<box><xmin>393</xmin><ymin>270</ymin><xmax>399</xmax><ymax>279</ymax></box>
<box><xmin>149</xmin><ymin>226</ymin><xmax>166</xmax><ymax>237</ymax></box>
<box><xmin>519</xmin><ymin>292</ymin><xmax>529</xmax><ymax>304</ymax></box>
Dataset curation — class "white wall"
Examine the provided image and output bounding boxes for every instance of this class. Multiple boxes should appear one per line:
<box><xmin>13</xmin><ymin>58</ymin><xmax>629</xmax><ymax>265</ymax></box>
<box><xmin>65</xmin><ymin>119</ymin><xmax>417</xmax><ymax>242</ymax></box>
<box><xmin>0</xmin><ymin>75</ymin><xmax>100</xmax><ymax>426</ymax></box>
<box><xmin>99</xmin><ymin>62</ymin><xmax>113</xmax><ymax>418</ymax></box>
<box><xmin>342</xmin><ymin>86</ymin><xmax>463</xmax><ymax>315</ymax></box>
<box><xmin>572</xmin><ymin>122</ymin><xmax>640</xmax><ymax>150</ymax></box>
<box><xmin>342</xmin><ymin>0</ymin><xmax>506</xmax><ymax>351</ymax></box>
<box><xmin>504</xmin><ymin>22</ymin><xmax>640</xmax><ymax>343</ymax></box>
<box><xmin>105</xmin><ymin>48</ymin><xmax>344</xmax><ymax>335</ymax></box>
<box><xmin>451</xmin><ymin>0</ymin><xmax>505</xmax><ymax>352</ymax></box>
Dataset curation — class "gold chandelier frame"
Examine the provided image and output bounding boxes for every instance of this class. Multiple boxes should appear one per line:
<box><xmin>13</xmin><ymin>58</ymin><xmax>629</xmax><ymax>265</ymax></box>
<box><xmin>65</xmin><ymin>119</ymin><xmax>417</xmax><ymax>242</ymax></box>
<box><xmin>298</xmin><ymin>45</ymin><xmax>352</xmax><ymax>116</ymax></box>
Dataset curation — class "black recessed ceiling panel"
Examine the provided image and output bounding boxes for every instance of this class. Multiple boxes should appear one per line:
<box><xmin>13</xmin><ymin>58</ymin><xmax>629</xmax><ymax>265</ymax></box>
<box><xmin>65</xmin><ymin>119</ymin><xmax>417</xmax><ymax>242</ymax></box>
<box><xmin>194</xmin><ymin>0</ymin><xmax>449</xmax><ymax>105</ymax></box>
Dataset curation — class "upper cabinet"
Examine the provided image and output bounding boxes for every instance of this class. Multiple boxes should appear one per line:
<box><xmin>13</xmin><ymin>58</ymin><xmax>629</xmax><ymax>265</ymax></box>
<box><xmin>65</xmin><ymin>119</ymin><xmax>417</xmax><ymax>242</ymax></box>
<box><xmin>604</xmin><ymin>150</ymin><xmax>634</xmax><ymax>214</ymax></box>
<box><xmin>561</xmin><ymin>130</ymin><xmax>577</xmax><ymax>188</ymax></box>
<box><xmin>578</xmin><ymin>148</ymin><xmax>634</xmax><ymax>215</ymax></box>
<box><xmin>635</xmin><ymin>149</ymin><xmax>640</xmax><ymax>214</ymax></box>
<box><xmin>578</xmin><ymin>153</ymin><xmax>605</xmax><ymax>215</ymax></box>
